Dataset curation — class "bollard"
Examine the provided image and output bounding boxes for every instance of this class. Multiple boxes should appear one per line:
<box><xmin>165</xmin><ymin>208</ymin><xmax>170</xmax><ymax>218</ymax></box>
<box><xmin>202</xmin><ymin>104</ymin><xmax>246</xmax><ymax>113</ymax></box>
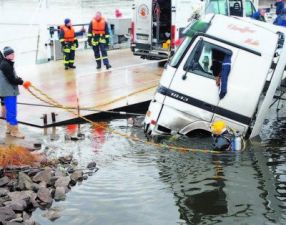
<box><xmin>41</xmin><ymin>114</ymin><xmax>47</xmax><ymax>127</ymax></box>
<box><xmin>51</xmin><ymin>112</ymin><xmax>57</xmax><ymax>124</ymax></box>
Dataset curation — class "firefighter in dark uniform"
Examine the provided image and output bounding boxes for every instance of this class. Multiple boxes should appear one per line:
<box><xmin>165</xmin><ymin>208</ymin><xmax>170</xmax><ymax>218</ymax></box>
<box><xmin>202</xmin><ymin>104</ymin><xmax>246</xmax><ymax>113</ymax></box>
<box><xmin>59</xmin><ymin>18</ymin><xmax>80</xmax><ymax>70</ymax></box>
<box><xmin>88</xmin><ymin>12</ymin><xmax>112</xmax><ymax>70</ymax></box>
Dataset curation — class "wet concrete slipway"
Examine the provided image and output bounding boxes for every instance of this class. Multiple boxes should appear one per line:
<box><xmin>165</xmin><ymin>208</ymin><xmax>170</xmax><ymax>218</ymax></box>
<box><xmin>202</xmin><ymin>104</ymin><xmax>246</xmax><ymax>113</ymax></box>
<box><xmin>1</xmin><ymin>1</ymin><xmax>286</xmax><ymax>225</ymax></box>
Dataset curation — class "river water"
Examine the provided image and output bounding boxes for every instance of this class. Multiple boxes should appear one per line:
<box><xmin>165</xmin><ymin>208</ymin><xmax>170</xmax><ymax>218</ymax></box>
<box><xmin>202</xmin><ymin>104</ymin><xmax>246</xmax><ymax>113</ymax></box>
<box><xmin>25</xmin><ymin>107</ymin><xmax>286</xmax><ymax>225</ymax></box>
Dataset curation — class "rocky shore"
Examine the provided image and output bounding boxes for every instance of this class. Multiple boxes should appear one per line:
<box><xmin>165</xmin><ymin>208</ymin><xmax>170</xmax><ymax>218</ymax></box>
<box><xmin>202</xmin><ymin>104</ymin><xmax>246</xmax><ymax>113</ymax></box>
<box><xmin>0</xmin><ymin>155</ymin><xmax>97</xmax><ymax>225</ymax></box>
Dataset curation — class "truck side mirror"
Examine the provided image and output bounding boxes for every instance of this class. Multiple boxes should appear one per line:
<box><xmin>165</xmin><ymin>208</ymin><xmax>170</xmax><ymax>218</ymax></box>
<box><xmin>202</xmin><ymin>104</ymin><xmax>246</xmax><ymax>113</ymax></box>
<box><xmin>182</xmin><ymin>73</ymin><xmax>188</xmax><ymax>80</ymax></box>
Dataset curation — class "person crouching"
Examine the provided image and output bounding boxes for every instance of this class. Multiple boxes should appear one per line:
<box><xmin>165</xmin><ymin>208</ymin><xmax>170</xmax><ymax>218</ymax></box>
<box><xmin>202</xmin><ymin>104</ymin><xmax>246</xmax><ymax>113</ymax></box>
<box><xmin>0</xmin><ymin>47</ymin><xmax>25</xmax><ymax>138</ymax></box>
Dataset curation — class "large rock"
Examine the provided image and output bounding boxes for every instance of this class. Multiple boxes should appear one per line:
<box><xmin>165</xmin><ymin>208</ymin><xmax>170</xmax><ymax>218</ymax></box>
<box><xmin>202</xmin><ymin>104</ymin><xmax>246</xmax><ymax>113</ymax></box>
<box><xmin>0</xmin><ymin>188</ymin><xmax>9</xmax><ymax>197</ymax></box>
<box><xmin>48</xmin><ymin>176</ymin><xmax>58</xmax><ymax>187</ymax></box>
<box><xmin>0</xmin><ymin>206</ymin><xmax>17</xmax><ymax>221</ymax></box>
<box><xmin>70</xmin><ymin>170</ymin><xmax>83</xmax><ymax>184</ymax></box>
<box><xmin>54</xmin><ymin>177</ymin><xmax>70</xmax><ymax>192</ymax></box>
<box><xmin>17</xmin><ymin>172</ymin><xmax>33</xmax><ymax>191</ymax></box>
<box><xmin>7</xmin><ymin>180</ymin><xmax>17</xmax><ymax>192</ymax></box>
<box><xmin>27</xmin><ymin>168</ymin><xmax>41</xmax><ymax>177</ymax></box>
<box><xmin>0</xmin><ymin>176</ymin><xmax>10</xmax><ymax>187</ymax></box>
<box><xmin>37</xmin><ymin>188</ymin><xmax>52</xmax><ymax>204</ymax></box>
<box><xmin>9</xmin><ymin>216</ymin><xmax>24</xmax><ymax>222</ymax></box>
<box><xmin>54</xmin><ymin>187</ymin><xmax>66</xmax><ymax>201</ymax></box>
<box><xmin>87</xmin><ymin>162</ymin><xmax>96</xmax><ymax>170</ymax></box>
<box><xmin>42</xmin><ymin>208</ymin><xmax>61</xmax><ymax>221</ymax></box>
<box><xmin>58</xmin><ymin>155</ymin><xmax>73</xmax><ymax>164</ymax></box>
<box><xmin>0</xmin><ymin>196</ymin><xmax>11</xmax><ymax>206</ymax></box>
<box><xmin>23</xmin><ymin>218</ymin><xmax>37</xmax><ymax>225</ymax></box>
<box><xmin>22</xmin><ymin>211</ymin><xmax>31</xmax><ymax>221</ymax></box>
<box><xmin>8</xmin><ymin>191</ymin><xmax>34</xmax><ymax>202</ymax></box>
<box><xmin>5</xmin><ymin>222</ymin><xmax>24</xmax><ymax>225</ymax></box>
<box><xmin>32</xmin><ymin>168</ymin><xmax>52</xmax><ymax>184</ymax></box>
<box><xmin>38</xmin><ymin>182</ymin><xmax>47</xmax><ymax>188</ymax></box>
<box><xmin>54</xmin><ymin>168</ymin><xmax>67</xmax><ymax>177</ymax></box>
<box><xmin>4</xmin><ymin>200</ymin><xmax>27</xmax><ymax>212</ymax></box>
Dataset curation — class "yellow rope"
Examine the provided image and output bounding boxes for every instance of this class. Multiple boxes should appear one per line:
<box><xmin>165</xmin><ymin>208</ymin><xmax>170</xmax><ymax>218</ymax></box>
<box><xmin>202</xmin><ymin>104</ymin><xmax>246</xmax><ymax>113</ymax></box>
<box><xmin>29</xmin><ymin>84</ymin><xmax>158</xmax><ymax>111</ymax></box>
<box><xmin>25</xmin><ymin>84</ymin><xmax>220</xmax><ymax>154</ymax></box>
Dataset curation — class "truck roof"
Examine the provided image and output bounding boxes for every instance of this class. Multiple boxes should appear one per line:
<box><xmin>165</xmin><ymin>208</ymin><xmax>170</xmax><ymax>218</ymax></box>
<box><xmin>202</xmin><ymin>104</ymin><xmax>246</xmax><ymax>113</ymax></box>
<box><xmin>198</xmin><ymin>14</ymin><xmax>285</xmax><ymax>57</ymax></box>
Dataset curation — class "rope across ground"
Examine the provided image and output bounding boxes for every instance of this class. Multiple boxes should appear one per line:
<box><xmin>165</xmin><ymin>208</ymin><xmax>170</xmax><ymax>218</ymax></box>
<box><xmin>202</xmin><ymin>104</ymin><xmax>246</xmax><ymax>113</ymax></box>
<box><xmin>23</xmin><ymin>82</ymin><xmax>220</xmax><ymax>154</ymax></box>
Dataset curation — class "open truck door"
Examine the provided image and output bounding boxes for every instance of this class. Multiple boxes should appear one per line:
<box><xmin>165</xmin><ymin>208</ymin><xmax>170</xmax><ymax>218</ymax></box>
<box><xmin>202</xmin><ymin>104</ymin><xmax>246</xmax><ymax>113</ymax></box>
<box><xmin>133</xmin><ymin>0</ymin><xmax>152</xmax><ymax>50</ymax></box>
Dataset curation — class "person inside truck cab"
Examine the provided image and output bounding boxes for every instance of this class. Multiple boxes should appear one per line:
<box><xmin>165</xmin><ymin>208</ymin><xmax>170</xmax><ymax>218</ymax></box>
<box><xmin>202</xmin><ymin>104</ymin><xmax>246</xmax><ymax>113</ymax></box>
<box><xmin>211</xmin><ymin>49</ymin><xmax>225</xmax><ymax>86</ymax></box>
<box><xmin>252</xmin><ymin>9</ymin><xmax>266</xmax><ymax>22</ymax></box>
<box><xmin>210</xmin><ymin>49</ymin><xmax>231</xmax><ymax>99</ymax></box>
<box><xmin>219</xmin><ymin>54</ymin><xmax>232</xmax><ymax>99</ymax></box>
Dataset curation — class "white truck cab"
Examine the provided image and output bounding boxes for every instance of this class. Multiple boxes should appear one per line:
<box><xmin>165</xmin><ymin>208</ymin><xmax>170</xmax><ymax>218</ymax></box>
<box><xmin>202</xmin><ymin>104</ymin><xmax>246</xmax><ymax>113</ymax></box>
<box><xmin>144</xmin><ymin>14</ymin><xmax>286</xmax><ymax>139</ymax></box>
<box><xmin>131</xmin><ymin>0</ymin><xmax>257</xmax><ymax>60</ymax></box>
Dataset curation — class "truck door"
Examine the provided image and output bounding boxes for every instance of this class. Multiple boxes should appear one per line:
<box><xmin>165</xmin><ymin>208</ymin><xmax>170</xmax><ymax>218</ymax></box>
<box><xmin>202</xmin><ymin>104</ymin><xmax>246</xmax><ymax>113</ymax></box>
<box><xmin>134</xmin><ymin>0</ymin><xmax>152</xmax><ymax>47</ymax></box>
<box><xmin>244</xmin><ymin>0</ymin><xmax>257</xmax><ymax>17</ymax></box>
<box><xmin>163</xmin><ymin>37</ymin><xmax>237</xmax><ymax>122</ymax></box>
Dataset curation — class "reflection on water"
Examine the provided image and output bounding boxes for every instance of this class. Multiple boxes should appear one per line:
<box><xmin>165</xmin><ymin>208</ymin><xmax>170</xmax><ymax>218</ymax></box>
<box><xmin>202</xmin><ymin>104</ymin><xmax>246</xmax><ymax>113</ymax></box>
<box><xmin>30</xmin><ymin>116</ymin><xmax>286</xmax><ymax>225</ymax></box>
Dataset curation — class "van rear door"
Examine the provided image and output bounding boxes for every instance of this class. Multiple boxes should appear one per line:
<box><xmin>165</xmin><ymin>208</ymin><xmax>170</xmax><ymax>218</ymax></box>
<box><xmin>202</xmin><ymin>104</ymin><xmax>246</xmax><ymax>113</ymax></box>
<box><xmin>162</xmin><ymin>36</ymin><xmax>238</xmax><ymax>123</ymax></box>
<box><xmin>134</xmin><ymin>0</ymin><xmax>152</xmax><ymax>47</ymax></box>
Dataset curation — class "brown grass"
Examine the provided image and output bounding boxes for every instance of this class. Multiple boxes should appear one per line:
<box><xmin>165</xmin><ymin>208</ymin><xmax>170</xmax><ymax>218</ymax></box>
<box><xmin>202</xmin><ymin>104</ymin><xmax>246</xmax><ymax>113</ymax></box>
<box><xmin>0</xmin><ymin>145</ymin><xmax>39</xmax><ymax>168</ymax></box>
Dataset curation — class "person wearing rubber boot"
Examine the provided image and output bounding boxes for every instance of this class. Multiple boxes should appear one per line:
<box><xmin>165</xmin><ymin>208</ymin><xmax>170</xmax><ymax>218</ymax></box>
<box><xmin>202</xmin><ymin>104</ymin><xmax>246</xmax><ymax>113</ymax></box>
<box><xmin>0</xmin><ymin>47</ymin><xmax>25</xmax><ymax>138</ymax></box>
<box><xmin>59</xmin><ymin>18</ymin><xmax>84</xmax><ymax>70</ymax></box>
<box><xmin>88</xmin><ymin>11</ymin><xmax>112</xmax><ymax>70</ymax></box>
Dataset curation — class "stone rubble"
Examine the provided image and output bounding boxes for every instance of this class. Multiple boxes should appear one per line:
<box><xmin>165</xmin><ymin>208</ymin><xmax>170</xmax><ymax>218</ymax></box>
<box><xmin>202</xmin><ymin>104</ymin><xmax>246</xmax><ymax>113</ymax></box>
<box><xmin>0</xmin><ymin>154</ymin><xmax>98</xmax><ymax>225</ymax></box>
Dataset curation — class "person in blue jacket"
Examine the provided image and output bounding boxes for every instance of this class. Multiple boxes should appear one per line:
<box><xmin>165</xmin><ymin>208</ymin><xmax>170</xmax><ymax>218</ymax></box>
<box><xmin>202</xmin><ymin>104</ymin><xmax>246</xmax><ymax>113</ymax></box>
<box><xmin>275</xmin><ymin>0</ymin><xmax>285</xmax><ymax>15</ymax></box>
<box><xmin>252</xmin><ymin>9</ymin><xmax>266</xmax><ymax>22</ymax></box>
<box><xmin>274</xmin><ymin>8</ymin><xmax>286</xmax><ymax>26</ymax></box>
<box><xmin>218</xmin><ymin>54</ymin><xmax>232</xmax><ymax>99</ymax></box>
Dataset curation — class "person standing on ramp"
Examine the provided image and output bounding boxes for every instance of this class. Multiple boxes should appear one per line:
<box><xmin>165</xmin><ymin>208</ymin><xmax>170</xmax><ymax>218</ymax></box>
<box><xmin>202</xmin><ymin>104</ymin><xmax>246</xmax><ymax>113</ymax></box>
<box><xmin>88</xmin><ymin>11</ymin><xmax>112</xmax><ymax>70</ymax></box>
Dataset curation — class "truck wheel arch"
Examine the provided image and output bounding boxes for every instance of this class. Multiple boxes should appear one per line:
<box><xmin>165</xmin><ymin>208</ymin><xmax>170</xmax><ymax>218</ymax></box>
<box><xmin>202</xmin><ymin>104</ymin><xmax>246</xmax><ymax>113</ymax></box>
<box><xmin>180</xmin><ymin>120</ymin><xmax>211</xmax><ymax>136</ymax></box>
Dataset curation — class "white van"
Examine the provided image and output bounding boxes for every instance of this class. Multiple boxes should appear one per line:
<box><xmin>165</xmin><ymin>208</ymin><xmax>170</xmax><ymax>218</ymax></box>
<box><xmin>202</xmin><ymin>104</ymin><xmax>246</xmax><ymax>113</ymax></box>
<box><xmin>144</xmin><ymin>14</ymin><xmax>286</xmax><ymax>139</ymax></box>
<box><xmin>130</xmin><ymin>0</ymin><xmax>257</xmax><ymax>60</ymax></box>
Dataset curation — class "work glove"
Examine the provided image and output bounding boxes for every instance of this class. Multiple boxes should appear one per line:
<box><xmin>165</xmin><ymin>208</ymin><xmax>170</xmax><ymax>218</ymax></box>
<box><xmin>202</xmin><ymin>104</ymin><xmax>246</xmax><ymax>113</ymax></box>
<box><xmin>105</xmin><ymin>37</ymin><xmax>109</xmax><ymax>46</ymax></box>
<box><xmin>16</xmin><ymin>77</ymin><xmax>24</xmax><ymax>85</ymax></box>
<box><xmin>87</xmin><ymin>37</ymin><xmax>92</xmax><ymax>46</ymax></box>
<box><xmin>75</xmin><ymin>39</ymin><xmax>79</xmax><ymax>48</ymax></box>
<box><xmin>23</xmin><ymin>81</ymin><xmax>31</xmax><ymax>89</ymax></box>
<box><xmin>61</xmin><ymin>42</ymin><xmax>66</xmax><ymax>49</ymax></box>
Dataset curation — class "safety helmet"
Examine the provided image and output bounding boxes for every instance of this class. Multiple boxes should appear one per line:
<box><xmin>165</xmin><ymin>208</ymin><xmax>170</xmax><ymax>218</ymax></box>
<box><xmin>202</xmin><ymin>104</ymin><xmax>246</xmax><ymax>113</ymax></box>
<box><xmin>211</xmin><ymin>121</ymin><xmax>226</xmax><ymax>135</ymax></box>
<box><xmin>64</xmin><ymin>18</ymin><xmax>71</xmax><ymax>25</ymax></box>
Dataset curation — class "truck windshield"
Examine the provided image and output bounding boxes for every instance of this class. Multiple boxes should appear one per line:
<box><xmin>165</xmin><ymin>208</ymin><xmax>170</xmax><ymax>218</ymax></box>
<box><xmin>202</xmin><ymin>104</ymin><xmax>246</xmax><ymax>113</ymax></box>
<box><xmin>170</xmin><ymin>19</ymin><xmax>210</xmax><ymax>67</ymax></box>
<box><xmin>244</xmin><ymin>0</ymin><xmax>256</xmax><ymax>17</ymax></box>
<box><xmin>170</xmin><ymin>37</ymin><xmax>192</xmax><ymax>67</ymax></box>
<box><xmin>206</xmin><ymin>0</ymin><xmax>228</xmax><ymax>15</ymax></box>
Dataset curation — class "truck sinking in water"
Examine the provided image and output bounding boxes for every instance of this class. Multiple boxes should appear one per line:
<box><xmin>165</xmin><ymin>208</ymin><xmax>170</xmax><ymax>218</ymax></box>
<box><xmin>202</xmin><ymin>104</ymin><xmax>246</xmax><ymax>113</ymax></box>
<box><xmin>144</xmin><ymin>14</ymin><xmax>286</xmax><ymax>139</ymax></box>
